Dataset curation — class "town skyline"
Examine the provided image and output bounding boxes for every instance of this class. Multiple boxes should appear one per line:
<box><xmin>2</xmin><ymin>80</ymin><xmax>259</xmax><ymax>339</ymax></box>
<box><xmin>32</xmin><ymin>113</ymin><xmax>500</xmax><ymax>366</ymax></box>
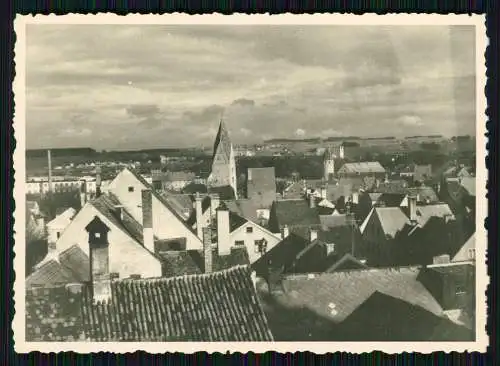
<box><xmin>27</xmin><ymin>24</ymin><xmax>476</xmax><ymax>150</ymax></box>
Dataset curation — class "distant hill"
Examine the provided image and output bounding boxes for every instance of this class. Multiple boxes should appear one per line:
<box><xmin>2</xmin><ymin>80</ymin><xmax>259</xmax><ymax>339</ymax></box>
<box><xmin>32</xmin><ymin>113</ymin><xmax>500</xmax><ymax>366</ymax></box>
<box><xmin>26</xmin><ymin>148</ymin><xmax>97</xmax><ymax>158</ymax></box>
<box><xmin>264</xmin><ymin>138</ymin><xmax>321</xmax><ymax>144</ymax></box>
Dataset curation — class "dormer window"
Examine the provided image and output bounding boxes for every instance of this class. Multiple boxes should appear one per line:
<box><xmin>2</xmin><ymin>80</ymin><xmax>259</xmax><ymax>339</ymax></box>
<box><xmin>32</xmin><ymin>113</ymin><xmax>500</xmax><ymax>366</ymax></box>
<box><xmin>326</xmin><ymin>243</ymin><xmax>335</xmax><ymax>255</ymax></box>
<box><xmin>128</xmin><ymin>186</ymin><xmax>134</xmax><ymax>192</ymax></box>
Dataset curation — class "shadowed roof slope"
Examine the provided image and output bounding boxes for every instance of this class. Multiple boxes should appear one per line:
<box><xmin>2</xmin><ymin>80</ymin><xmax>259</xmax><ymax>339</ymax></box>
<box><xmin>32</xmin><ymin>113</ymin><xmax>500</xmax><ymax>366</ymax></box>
<box><xmin>271</xmin><ymin>200</ymin><xmax>321</xmax><ymax>228</ymax></box>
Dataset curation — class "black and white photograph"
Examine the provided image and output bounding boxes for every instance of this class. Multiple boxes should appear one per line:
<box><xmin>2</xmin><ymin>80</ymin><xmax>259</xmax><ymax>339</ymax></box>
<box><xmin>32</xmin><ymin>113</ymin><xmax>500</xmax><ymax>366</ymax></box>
<box><xmin>13</xmin><ymin>14</ymin><xmax>487</xmax><ymax>353</ymax></box>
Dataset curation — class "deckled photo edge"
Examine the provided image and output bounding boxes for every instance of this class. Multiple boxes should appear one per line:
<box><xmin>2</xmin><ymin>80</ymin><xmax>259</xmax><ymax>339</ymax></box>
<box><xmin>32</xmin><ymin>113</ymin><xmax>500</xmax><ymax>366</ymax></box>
<box><xmin>12</xmin><ymin>13</ymin><xmax>488</xmax><ymax>354</ymax></box>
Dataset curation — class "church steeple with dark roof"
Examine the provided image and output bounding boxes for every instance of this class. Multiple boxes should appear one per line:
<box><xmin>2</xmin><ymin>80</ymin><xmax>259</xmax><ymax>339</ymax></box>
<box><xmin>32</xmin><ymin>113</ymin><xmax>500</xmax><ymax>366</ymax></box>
<box><xmin>208</xmin><ymin>115</ymin><xmax>238</xmax><ymax>199</ymax></box>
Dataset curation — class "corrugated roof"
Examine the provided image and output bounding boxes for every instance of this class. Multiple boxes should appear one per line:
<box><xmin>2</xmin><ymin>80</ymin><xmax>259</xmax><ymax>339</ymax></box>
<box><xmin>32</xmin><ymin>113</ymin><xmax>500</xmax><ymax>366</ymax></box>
<box><xmin>277</xmin><ymin>267</ymin><xmax>443</xmax><ymax>323</ymax></box>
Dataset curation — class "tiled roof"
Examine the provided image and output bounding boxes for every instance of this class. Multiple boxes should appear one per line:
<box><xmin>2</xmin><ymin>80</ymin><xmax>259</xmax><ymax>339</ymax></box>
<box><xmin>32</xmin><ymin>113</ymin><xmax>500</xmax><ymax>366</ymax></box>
<box><xmin>189</xmin><ymin>247</ymin><xmax>251</xmax><ymax>273</ymax></box>
<box><xmin>361</xmin><ymin>207</ymin><xmax>410</xmax><ymax>237</ymax></box>
<box><xmin>407</xmin><ymin>186</ymin><xmax>439</xmax><ymax>203</ymax></box>
<box><xmin>414</xmin><ymin>203</ymin><xmax>455</xmax><ymax>227</ymax></box>
<box><xmin>276</xmin><ymin>267</ymin><xmax>443</xmax><ymax>324</ymax></box>
<box><xmin>91</xmin><ymin>193</ymin><xmax>144</xmax><ymax>245</ymax></box>
<box><xmin>325</xmin><ymin>253</ymin><xmax>369</xmax><ymax>272</ymax></box>
<box><xmin>247</xmin><ymin>168</ymin><xmax>276</xmax><ymax>195</ymax></box>
<box><xmin>46</xmin><ymin>207</ymin><xmax>76</xmax><ymax>228</ymax></box>
<box><xmin>452</xmin><ymin>233</ymin><xmax>475</xmax><ymax>262</ymax></box>
<box><xmin>252</xmin><ymin>233</ymin><xmax>310</xmax><ymax>276</ymax></box>
<box><xmin>271</xmin><ymin>199</ymin><xmax>321</xmax><ymax>229</ymax></box>
<box><xmin>164</xmin><ymin>171</ymin><xmax>196</xmax><ymax>182</ymax></box>
<box><xmin>374</xmin><ymin>180</ymin><xmax>408</xmax><ymax>194</ymax></box>
<box><xmin>377</xmin><ymin>193</ymin><xmax>406</xmax><ymax>207</ymax></box>
<box><xmin>158</xmin><ymin>250</ymin><xmax>202</xmax><ymax>277</ymax></box>
<box><xmin>414</xmin><ymin>165</ymin><xmax>432</xmax><ymax>182</ymax></box>
<box><xmin>160</xmin><ymin>193</ymin><xmax>194</xmax><ymax>219</ymax></box>
<box><xmin>208</xmin><ymin>185</ymin><xmax>236</xmax><ymax>200</ymax></box>
<box><xmin>26</xmin><ymin>260</ymin><xmax>78</xmax><ymax>288</ymax></box>
<box><xmin>338</xmin><ymin>161</ymin><xmax>386</xmax><ymax>174</ymax></box>
<box><xmin>127</xmin><ymin>168</ymin><xmax>198</xmax><ymax>234</ymax></box>
<box><xmin>225</xmin><ymin>199</ymin><xmax>259</xmax><ymax>222</ymax></box>
<box><xmin>27</xmin><ymin>245</ymin><xmax>90</xmax><ymax>287</ymax></box>
<box><xmin>319</xmin><ymin>214</ymin><xmax>349</xmax><ymax>230</ymax></box>
<box><xmin>26</xmin><ymin>265</ymin><xmax>274</xmax><ymax>342</ymax></box>
<box><xmin>58</xmin><ymin>245</ymin><xmax>90</xmax><ymax>282</ymax></box>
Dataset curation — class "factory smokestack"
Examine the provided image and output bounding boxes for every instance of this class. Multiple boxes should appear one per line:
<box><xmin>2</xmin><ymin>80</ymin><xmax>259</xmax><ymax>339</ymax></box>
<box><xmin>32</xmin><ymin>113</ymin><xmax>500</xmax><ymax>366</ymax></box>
<box><xmin>47</xmin><ymin>149</ymin><xmax>53</xmax><ymax>194</ymax></box>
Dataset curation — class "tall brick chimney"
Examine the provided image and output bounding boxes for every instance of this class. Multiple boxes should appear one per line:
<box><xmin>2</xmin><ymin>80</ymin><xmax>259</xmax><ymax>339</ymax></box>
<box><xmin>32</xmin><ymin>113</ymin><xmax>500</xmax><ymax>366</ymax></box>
<box><xmin>216</xmin><ymin>202</ymin><xmax>231</xmax><ymax>256</ymax></box>
<box><xmin>85</xmin><ymin>216</ymin><xmax>112</xmax><ymax>303</ymax></box>
<box><xmin>209</xmin><ymin>193</ymin><xmax>220</xmax><ymax>218</ymax></box>
<box><xmin>195</xmin><ymin>192</ymin><xmax>203</xmax><ymax>239</ymax></box>
<box><xmin>141</xmin><ymin>189</ymin><xmax>154</xmax><ymax>253</ymax></box>
<box><xmin>202</xmin><ymin>227</ymin><xmax>213</xmax><ymax>274</ymax></box>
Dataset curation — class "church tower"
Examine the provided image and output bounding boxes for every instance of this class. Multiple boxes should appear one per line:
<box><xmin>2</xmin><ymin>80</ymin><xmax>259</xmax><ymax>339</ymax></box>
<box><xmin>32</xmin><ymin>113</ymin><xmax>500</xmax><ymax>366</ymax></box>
<box><xmin>207</xmin><ymin>118</ymin><xmax>238</xmax><ymax>199</ymax></box>
<box><xmin>323</xmin><ymin>147</ymin><xmax>335</xmax><ymax>181</ymax></box>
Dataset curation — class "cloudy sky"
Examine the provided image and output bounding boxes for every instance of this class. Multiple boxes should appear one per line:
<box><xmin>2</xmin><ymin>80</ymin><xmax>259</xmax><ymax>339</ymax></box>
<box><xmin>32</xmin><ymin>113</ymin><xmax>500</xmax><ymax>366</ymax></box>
<box><xmin>26</xmin><ymin>24</ymin><xmax>476</xmax><ymax>150</ymax></box>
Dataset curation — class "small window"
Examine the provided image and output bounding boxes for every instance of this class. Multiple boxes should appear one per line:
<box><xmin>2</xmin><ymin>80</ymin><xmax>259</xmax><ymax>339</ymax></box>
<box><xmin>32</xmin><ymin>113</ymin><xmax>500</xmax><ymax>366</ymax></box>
<box><xmin>326</xmin><ymin>243</ymin><xmax>335</xmax><ymax>255</ymax></box>
<box><xmin>128</xmin><ymin>186</ymin><xmax>134</xmax><ymax>192</ymax></box>
<box><xmin>56</xmin><ymin>232</ymin><xmax>61</xmax><ymax>239</ymax></box>
<box><xmin>468</xmin><ymin>248</ymin><xmax>476</xmax><ymax>259</ymax></box>
<box><xmin>95</xmin><ymin>232</ymin><xmax>101</xmax><ymax>238</ymax></box>
<box><xmin>246</xmin><ymin>226</ymin><xmax>253</xmax><ymax>234</ymax></box>
<box><xmin>235</xmin><ymin>240</ymin><xmax>245</xmax><ymax>246</ymax></box>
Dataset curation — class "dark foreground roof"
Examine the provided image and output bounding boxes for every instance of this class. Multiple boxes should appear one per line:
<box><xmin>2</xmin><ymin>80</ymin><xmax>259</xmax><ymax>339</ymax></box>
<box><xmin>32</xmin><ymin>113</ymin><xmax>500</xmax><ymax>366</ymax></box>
<box><xmin>26</xmin><ymin>265</ymin><xmax>273</xmax><ymax>342</ymax></box>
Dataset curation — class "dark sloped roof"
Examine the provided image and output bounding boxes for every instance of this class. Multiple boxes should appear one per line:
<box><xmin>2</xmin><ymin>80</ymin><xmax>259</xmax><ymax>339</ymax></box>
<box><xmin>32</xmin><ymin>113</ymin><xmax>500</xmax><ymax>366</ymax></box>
<box><xmin>407</xmin><ymin>186</ymin><xmax>439</xmax><ymax>203</ymax></box>
<box><xmin>374</xmin><ymin>180</ymin><xmax>408</xmax><ymax>195</ymax></box>
<box><xmin>271</xmin><ymin>199</ymin><xmax>321</xmax><ymax>228</ymax></box>
<box><xmin>319</xmin><ymin>214</ymin><xmax>348</xmax><ymax>230</ymax></box>
<box><xmin>208</xmin><ymin>185</ymin><xmax>236</xmax><ymax>200</ymax></box>
<box><xmin>211</xmin><ymin>119</ymin><xmax>232</xmax><ymax>164</ymax></box>
<box><xmin>189</xmin><ymin>247</ymin><xmax>250</xmax><ymax>273</ymax></box>
<box><xmin>127</xmin><ymin>168</ymin><xmax>198</xmax><ymax>234</ymax></box>
<box><xmin>59</xmin><ymin>245</ymin><xmax>90</xmax><ymax>282</ymax></box>
<box><xmin>157</xmin><ymin>250</ymin><xmax>202</xmax><ymax>277</ymax></box>
<box><xmin>26</xmin><ymin>265</ymin><xmax>273</xmax><ymax>342</ymax></box>
<box><xmin>325</xmin><ymin>253</ymin><xmax>369</xmax><ymax>272</ymax></box>
<box><xmin>377</xmin><ymin>193</ymin><xmax>406</xmax><ymax>207</ymax></box>
<box><xmin>276</xmin><ymin>267</ymin><xmax>443</xmax><ymax>324</ymax></box>
<box><xmin>414</xmin><ymin>164</ymin><xmax>432</xmax><ymax>182</ymax></box>
<box><xmin>225</xmin><ymin>199</ymin><xmax>258</xmax><ymax>222</ymax></box>
<box><xmin>252</xmin><ymin>233</ymin><xmax>310</xmax><ymax>276</ymax></box>
<box><xmin>26</xmin><ymin>260</ymin><xmax>78</xmax><ymax>287</ymax></box>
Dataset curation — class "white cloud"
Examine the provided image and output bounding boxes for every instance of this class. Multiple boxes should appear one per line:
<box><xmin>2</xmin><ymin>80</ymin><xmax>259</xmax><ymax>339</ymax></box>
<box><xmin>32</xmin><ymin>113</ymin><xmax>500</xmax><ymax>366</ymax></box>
<box><xmin>294</xmin><ymin>128</ymin><xmax>306</xmax><ymax>137</ymax></box>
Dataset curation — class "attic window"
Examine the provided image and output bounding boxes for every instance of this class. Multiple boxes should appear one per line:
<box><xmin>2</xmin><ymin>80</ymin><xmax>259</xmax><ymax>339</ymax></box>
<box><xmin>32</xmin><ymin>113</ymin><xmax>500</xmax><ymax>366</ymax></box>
<box><xmin>246</xmin><ymin>227</ymin><xmax>253</xmax><ymax>234</ymax></box>
<box><xmin>235</xmin><ymin>240</ymin><xmax>244</xmax><ymax>246</ymax></box>
<box><xmin>95</xmin><ymin>232</ymin><xmax>101</xmax><ymax>238</ymax></box>
<box><xmin>56</xmin><ymin>232</ymin><xmax>61</xmax><ymax>239</ymax></box>
<box><xmin>468</xmin><ymin>248</ymin><xmax>476</xmax><ymax>260</ymax></box>
<box><xmin>128</xmin><ymin>186</ymin><xmax>134</xmax><ymax>192</ymax></box>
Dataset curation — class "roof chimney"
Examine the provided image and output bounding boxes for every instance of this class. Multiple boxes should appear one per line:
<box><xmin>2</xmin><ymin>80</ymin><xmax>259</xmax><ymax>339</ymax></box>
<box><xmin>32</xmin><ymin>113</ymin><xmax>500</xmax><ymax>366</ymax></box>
<box><xmin>282</xmin><ymin>225</ymin><xmax>289</xmax><ymax>239</ymax></box>
<box><xmin>309</xmin><ymin>228</ymin><xmax>318</xmax><ymax>242</ymax></box>
<box><xmin>141</xmin><ymin>189</ymin><xmax>154</xmax><ymax>253</ymax></box>
<box><xmin>320</xmin><ymin>185</ymin><xmax>327</xmax><ymax>200</ymax></box>
<box><xmin>408</xmin><ymin>195</ymin><xmax>418</xmax><ymax>222</ymax></box>
<box><xmin>209</xmin><ymin>193</ymin><xmax>220</xmax><ymax>218</ymax></box>
<box><xmin>85</xmin><ymin>216</ymin><xmax>112</xmax><ymax>304</ymax></box>
<box><xmin>47</xmin><ymin>150</ymin><xmax>53</xmax><ymax>194</ymax></box>
<box><xmin>79</xmin><ymin>182</ymin><xmax>86</xmax><ymax>209</ymax></box>
<box><xmin>309</xmin><ymin>194</ymin><xmax>316</xmax><ymax>209</ymax></box>
<box><xmin>202</xmin><ymin>227</ymin><xmax>213</xmax><ymax>274</ymax></box>
<box><xmin>95</xmin><ymin>165</ymin><xmax>102</xmax><ymax>198</ymax></box>
<box><xmin>248</xmin><ymin>169</ymin><xmax>253</xmax><ymax>181</ymax></box>
<box><xmin>195</xmin><ymin>192</ymin><xmax>204</xmax><ymax>239</ymax></box>
<box><xmin>216</xmin><ymin>202</ymin><xmax>231</xmax><ymax>256</ymax></box>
